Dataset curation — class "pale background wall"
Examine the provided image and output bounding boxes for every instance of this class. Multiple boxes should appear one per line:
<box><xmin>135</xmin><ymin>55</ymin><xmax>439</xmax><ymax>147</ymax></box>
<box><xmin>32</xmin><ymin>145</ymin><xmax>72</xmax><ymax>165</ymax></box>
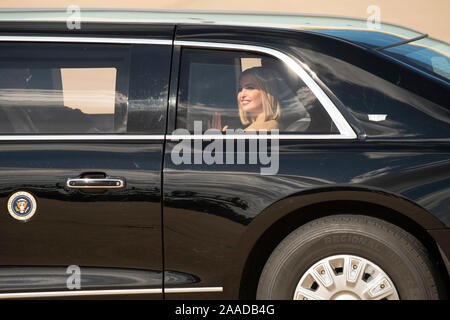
<box><xmin>1</xmin><ymin>0</ymin><xmax>449</xmax><ymax>42</ymax></box>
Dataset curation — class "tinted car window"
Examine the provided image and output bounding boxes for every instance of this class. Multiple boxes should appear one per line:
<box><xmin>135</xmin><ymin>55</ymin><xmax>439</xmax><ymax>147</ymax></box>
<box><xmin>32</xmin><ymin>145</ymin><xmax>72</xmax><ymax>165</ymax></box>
<box><xmin>176</xmin><ymin>48</ymin><xmax>339</xmax><ymax>134</ymax></box>
<box><xmin>306</xmin><ymin>29</ymin><xmax>450</xmax><ymax>80</ymax></box>
<box><xmin>294</xmin><ymin>46</ymin><xmax>450</xmax><ymax>139</ymax></box>
<box><xmin>0</xmin><ymin>42</ymin><xmax>171</xmax><ymax>134</ymax></box>
<box><xmin>383</xmin><ymin>43</ymin><xmax>450</xmax><ymax>82</ymax></box>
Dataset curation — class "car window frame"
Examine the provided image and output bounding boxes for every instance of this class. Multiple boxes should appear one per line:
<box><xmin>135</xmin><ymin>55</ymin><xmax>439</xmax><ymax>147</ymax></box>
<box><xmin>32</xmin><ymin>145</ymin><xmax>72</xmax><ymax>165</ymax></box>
<box><xmin>0</xmin><ymin>35</ymin><xmax>357</xmax><ymax>141</ymax></box>
<box><xmin>170</xmin><ymin>40</ymin><xmax>357</xmax><ymax>140</ymax></box>
<box><xmin>0</xmin><ymin>35</ymin><xmax>172</xmax><ymax>140</ymax></box>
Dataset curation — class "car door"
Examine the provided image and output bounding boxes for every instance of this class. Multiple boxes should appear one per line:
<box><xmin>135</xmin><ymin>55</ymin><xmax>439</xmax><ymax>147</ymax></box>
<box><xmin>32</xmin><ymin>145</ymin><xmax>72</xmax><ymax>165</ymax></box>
<box><xmin>0</xmin><ymin>31</ymin><xmax>172</xmax><ymax>298</ymax></box>
<box><xmin>162</xmin><ymin>29</ymin><xmax>357</xmax><ymax>299</ymax></box>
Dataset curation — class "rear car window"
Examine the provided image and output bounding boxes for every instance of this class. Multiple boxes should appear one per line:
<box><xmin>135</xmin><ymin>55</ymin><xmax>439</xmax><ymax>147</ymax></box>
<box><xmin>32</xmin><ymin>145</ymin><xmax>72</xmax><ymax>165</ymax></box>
<box><xmin>382</xmin><ymin>43</ymin><xmax>450</xmax><ymax>82</ymax></box>
<box><xmin>293</xmin><ymin>46</ymin><xmax>450</xmax><ymax>139</ymax></box>
<box><xmin>0</xmin><ymin>42</ymin><xmax>171</xmax><ymax>134</ymax></box>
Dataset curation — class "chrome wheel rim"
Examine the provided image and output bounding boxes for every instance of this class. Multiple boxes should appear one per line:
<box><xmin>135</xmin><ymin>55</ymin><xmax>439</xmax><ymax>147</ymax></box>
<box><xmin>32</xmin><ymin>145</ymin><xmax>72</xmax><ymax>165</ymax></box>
<box><xmin>293</xmin><ymin>254</ymin><xmax>400</xmax><ymax>300</ymax></box>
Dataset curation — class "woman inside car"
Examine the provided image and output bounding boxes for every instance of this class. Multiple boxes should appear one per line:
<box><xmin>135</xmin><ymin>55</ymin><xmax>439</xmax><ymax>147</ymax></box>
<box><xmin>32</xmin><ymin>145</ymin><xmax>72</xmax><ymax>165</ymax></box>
<box><xmin>209</xmin><ymin>66</ymin><xmax>281</xmax><ymax>132</ymax></box>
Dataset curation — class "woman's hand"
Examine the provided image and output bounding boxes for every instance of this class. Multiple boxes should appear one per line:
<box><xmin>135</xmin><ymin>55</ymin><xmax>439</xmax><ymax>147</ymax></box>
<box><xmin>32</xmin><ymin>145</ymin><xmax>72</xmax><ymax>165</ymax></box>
<box><xmin>208</xmin><ymin>112</ymin><xmax>229</xmax><ymax>131</ymax></box>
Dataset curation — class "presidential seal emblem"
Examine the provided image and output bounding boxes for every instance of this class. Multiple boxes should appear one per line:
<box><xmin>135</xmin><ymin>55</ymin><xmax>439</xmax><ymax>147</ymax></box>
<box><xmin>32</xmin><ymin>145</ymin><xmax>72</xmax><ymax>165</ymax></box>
<box><xmin>7</xmin><ymin>191</ymin><xmax>37</xmax><ymax>221</ymax></box>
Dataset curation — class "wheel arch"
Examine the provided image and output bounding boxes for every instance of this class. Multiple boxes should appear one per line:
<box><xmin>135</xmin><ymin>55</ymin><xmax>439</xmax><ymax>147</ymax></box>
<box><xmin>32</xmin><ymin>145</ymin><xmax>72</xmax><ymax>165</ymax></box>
<box><xmin>234</xmin><ymin>187</ymin><xmax>448</xmax><ymax>299</ymax></box>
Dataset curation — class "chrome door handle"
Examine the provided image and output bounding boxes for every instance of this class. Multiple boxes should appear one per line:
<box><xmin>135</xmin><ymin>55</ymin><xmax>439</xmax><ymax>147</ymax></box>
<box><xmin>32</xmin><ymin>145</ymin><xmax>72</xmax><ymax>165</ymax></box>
<box><xmin>66</xmin><ymin>177</ymin><xmax>125</xmax><ymax>189</ymax></box>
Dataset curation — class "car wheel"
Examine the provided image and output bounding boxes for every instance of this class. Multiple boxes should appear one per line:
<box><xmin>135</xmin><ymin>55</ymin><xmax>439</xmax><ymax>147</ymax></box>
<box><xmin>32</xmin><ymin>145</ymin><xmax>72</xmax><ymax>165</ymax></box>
<box><xmin>256</xmin><ymin>215</ymin><xmax>442</xmax><ymax>300</ymax></box>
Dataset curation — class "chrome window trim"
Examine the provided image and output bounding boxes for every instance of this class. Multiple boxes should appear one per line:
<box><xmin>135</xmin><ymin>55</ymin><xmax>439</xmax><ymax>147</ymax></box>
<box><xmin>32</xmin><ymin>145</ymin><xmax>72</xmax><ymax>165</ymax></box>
<box><xmin>168</xmin><ymin>134</ymin><xmax>346</xmax><ymax>140</ymax></box>
<box><xmin>0</xmin><ymin>135</ymin><xmax>166</xmax><ymax>141</ymax></box>
<box><xmin>0</xmin><ymin>35</ymin><xmax>172</xmax><ymax>46</ymax></box>
<box><xmin>0</xmin><ymin>286</ymin><xmax>223</xmax><ymax>299</ymax></box>
<box><xmin>0</xmin><ymin>134</ymin><xmax>349</xmax><ymax>141</ymax></box>
<box><xmin>174</xmin><ymin>40</ymin><xmax>357</xmax><ymax>140</ymax></box>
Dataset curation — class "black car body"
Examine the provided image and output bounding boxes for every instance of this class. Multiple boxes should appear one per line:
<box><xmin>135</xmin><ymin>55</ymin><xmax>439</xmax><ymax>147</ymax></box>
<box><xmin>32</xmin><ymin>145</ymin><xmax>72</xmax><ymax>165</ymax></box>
<box><xmin>0</xmin><ymin>10</ymin><xmax>448</xmax><ymax>300</ymax></box>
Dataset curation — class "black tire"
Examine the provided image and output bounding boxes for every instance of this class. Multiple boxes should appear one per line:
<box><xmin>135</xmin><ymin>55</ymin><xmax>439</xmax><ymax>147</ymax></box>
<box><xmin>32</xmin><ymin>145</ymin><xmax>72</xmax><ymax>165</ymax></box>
<box><xmin>256</xmin><ymin>215</ymin><xmax>443</xmax><ymax>300</ymax></box>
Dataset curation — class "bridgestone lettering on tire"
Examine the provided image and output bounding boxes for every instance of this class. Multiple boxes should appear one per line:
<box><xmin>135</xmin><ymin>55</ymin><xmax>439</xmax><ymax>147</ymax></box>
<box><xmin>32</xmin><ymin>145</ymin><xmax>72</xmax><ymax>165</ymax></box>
<box><xmin>256</xmin><ymin>215</ymin><xmax>443</xmax><ymax>300</ymax></box>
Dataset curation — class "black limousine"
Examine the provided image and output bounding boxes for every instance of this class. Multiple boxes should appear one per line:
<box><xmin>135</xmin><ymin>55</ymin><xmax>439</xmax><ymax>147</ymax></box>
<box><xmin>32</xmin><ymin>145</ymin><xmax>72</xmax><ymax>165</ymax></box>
<box><xmin>0</xmin><ymin>9</ymin><xmax>448</xmax><ymax>300</ymax></box>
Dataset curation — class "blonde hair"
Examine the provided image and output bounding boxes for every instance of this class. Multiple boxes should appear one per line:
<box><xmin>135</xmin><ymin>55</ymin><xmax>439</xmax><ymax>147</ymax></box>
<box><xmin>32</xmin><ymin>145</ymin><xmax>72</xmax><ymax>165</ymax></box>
<box><xmin>237</xmin><ymin>67</ymin><xmax>281</xmax><ymax>125</ymax></box>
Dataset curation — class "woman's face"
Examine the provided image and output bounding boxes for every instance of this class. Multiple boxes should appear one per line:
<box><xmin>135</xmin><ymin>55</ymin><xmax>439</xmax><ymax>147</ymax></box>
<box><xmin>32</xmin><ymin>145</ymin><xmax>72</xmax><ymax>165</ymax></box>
<box><xmin>238</xmin><ymin>74</ymin><xmax>263</xmax><ymax>117</ymax></box>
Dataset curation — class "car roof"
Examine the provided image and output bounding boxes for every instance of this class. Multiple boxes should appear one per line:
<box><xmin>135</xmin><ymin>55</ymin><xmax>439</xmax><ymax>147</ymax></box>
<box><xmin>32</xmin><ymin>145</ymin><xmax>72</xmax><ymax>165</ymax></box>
<box><xmin>0</xmin><ymin>10</ymin><xmax>439</xmax><ymax>41</ymax></box>
<box><xmin>1</xmin><ymin>8</ymin><xmax>448</xmax><ymax>86</ymax></box>
<box><xmin>1</xmin><ymin>8</ymin><xmax>448</xmax><ymax>56</ymax></box>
